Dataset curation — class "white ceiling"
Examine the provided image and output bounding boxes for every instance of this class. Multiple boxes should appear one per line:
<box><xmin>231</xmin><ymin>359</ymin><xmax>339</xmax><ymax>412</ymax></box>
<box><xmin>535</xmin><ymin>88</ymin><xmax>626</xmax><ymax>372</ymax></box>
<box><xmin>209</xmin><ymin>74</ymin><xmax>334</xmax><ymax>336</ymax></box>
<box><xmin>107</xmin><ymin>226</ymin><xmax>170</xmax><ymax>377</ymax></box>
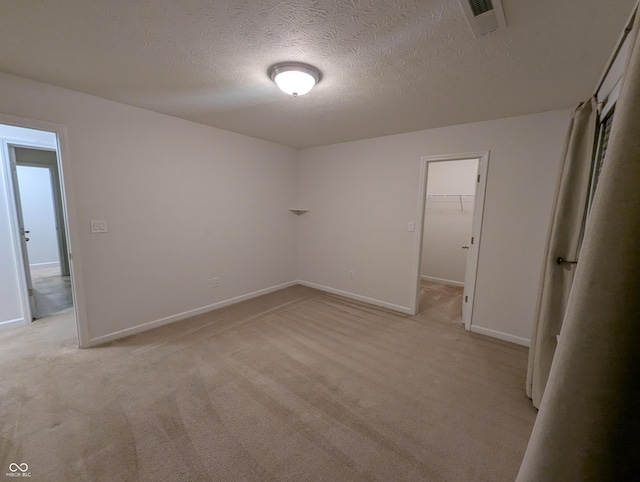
<box><xmin>0</xmin><ymin>0</ymin><xmax>635</xmax><ymax>148</ymax></box>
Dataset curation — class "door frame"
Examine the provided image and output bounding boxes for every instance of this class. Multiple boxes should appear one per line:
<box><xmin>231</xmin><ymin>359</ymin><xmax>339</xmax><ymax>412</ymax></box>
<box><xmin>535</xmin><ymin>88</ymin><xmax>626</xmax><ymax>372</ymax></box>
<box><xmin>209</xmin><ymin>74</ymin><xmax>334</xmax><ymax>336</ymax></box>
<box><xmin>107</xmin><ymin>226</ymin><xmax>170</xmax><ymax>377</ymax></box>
<box><xmin>0</xmin><ymin>113</ymin><xmax>89</xmax><ymax>347</ymax></box>
<box><xmin>410</xmin><ymin>151</ymin><xmax>490</xmax><ymax>330</ymax></box>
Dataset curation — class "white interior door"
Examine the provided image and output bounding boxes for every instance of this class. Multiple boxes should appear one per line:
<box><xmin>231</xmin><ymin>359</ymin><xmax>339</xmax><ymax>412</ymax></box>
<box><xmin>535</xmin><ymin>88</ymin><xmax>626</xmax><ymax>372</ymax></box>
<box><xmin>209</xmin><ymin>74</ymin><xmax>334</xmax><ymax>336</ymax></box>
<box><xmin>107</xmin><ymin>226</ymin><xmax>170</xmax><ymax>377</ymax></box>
<box><xmin>8</xmin><ymin>146</ymin><xmax>36</xmax><ymax>320</ymax></box>
<box><xmin>461</xmin><ymin>154</ymin><xmax>489</xmax><ymax>330</ymax></box>
<box><xmin>461</xmin><ymin>236</ymin><xmax>474</xmax><ymax>325</ymax></box>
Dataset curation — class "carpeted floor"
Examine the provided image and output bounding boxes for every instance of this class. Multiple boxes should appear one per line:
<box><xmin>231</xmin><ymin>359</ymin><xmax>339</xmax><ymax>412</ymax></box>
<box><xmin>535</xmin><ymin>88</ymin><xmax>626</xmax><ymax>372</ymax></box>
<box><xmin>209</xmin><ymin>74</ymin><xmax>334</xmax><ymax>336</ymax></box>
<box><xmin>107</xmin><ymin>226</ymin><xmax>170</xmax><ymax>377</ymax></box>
<box><xmin>418</xmin><ymin>280</ymin><xmax>464</xmax><ymax>323</ymax></box>
<box><xmin>0</xmin><ymin>285</ymin><xmax>535</xmax><ymax>481</ymax></box>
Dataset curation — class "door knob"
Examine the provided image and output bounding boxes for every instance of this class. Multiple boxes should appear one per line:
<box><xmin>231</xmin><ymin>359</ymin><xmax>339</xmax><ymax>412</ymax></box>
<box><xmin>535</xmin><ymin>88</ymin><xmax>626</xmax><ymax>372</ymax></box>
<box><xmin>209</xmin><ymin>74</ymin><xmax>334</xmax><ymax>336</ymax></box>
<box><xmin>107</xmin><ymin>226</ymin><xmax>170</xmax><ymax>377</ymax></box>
<box><xmin>25</xmin><ymin>238</ymin><xmax>30</xmax><ymax>242</ymax></box>
<box><xmin>462</xmin><ymin>245</ymin><xmax>469</xmax><ymax>249</ymax></box>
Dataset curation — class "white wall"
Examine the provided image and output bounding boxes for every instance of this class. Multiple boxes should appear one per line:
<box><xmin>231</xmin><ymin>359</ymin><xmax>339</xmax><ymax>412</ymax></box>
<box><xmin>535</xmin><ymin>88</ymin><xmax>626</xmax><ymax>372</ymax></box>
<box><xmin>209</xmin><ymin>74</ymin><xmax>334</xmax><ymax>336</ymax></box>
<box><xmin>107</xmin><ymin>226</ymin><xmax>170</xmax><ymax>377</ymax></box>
<box><xmin>298</xmin><ymin>109</ymin><xmax>570</xmax><ymax>343</ymax></box>
<box><xmin>0</xmin><ymin>70</ymin><xmax>571</xmax><ymax>346</ymax></box>
<box><xmin>421</xmin><ymin>159</ymin><xmax>478</xmax><ymax>284</ymax></box>
<box><xmin>0</xmin><ymin>72</ymin><xmax>299</xmax><ymax>342</ymax></box>
<box><xmin>16</xmin><ymin>165</ymin><xmax>60</xmax><ymax>266</ymax></box>
<box><xmin>0</xmin><ymin>125</ymin><xmax>57</xmax><ymax>326</ymax></box>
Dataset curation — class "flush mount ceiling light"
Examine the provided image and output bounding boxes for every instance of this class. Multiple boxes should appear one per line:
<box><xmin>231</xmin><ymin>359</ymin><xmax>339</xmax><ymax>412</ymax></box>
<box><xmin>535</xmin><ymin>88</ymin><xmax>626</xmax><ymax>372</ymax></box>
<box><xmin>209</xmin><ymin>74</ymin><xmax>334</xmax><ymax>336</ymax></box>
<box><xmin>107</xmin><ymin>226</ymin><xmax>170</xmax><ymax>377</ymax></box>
<box><xmin>269</xmin><ymin>62</ymin><xmax>321</xmax><ymax>96</ymax></box>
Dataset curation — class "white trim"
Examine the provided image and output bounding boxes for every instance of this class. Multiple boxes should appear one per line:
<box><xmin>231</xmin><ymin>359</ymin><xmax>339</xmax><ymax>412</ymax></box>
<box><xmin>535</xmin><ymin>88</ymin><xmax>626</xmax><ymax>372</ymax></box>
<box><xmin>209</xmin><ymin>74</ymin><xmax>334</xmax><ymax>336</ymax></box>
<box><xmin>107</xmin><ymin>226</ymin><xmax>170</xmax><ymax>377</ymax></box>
<box><xmin>463</xmin><ymin>153</ymin><xmax>489</xmax><ymax>330</ymax></box>
<box><xmin>594</xmin><ymin>2</ymin><xmax>637</xmax><ymax>99</ymax></box>
<box><xmin>420</xmin><ymin>275</ymin><xmax>464</xmax><ymax>287</ymax></box>
<box><xmin>411</xmin><ymin>151</ymin><xmax>490</xmax><ymax>333</ymax></box>
<box><xmin>601</xmin><ymin>78</ymin><xmax>622</xmax><ymax>119</ymax></box>
<box><xmin>81</xmin><ymin>279</ymin><xmax>530</xmax><ymax>347</ymax></box>
<box><xmin>0</xmin><ymin>318</ymin><xmax>25</xmax><ymax>329</ymax></box>
<box><xmin>30</xmin><ymin>261</ymin><xmax>60</xmax><ymax>269</ymax></box>
<box><xmin>297</xmin><ymin>280</ymin><xmax>414</xmax><ymax>315</ymax></box>
<box><xmin>596</xmin><ymin>31</ymin><xmax>632</xmax><ymax>105</ymax></box>
<box><xmin>470</xmin><ymin>325</ymin><xmax>530</xmax><ymax>347</ymax></box>
<box><xmin>86</xmin><ymin>281</ymin><xmax>298</xmax><ymax>346</ymax></box>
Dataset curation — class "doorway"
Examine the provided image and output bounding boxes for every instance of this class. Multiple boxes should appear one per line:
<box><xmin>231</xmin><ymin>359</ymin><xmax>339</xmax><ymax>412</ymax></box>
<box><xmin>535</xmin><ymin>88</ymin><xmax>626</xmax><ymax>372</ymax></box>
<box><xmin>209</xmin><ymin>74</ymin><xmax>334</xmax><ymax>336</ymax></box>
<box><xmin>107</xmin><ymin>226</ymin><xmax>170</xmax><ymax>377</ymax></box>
<box><xmin>14</xmin><ymin>148</ymin><xmax>72</xmax><ymax>318</ymax></box>
<box><xmin>411</xmin><ymin>152</ymin><xmax>489</xmax><ymax>330</ymax></box>
<box><xmin>0</xmin><ymin>123</ymin><xmax>76</xmax><ymax>333</ymax></box>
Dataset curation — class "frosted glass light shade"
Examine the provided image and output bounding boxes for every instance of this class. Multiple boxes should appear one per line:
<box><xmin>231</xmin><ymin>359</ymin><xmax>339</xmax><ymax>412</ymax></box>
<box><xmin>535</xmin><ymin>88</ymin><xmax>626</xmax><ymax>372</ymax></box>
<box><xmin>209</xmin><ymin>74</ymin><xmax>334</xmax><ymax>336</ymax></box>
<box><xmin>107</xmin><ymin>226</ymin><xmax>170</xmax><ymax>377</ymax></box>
<box><xmin>269</xmin><ymin>63</ymin><xmax>321</xmax><ymax>96</ymax></box>
<box><xmin>274</xmin><ymin>70</ymin><xmax>316</xmax><ymax>96</ymax></box>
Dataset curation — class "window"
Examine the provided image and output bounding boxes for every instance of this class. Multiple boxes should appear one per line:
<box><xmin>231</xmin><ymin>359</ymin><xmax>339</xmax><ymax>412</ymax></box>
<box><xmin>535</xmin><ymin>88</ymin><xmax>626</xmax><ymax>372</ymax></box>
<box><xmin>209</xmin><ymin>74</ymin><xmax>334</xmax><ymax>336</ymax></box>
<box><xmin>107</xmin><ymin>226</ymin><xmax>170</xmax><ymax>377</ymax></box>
<box><xmin>588</xmin><ymin>109</ymin><xmax>615</xmax><ymax>210</ymax></box>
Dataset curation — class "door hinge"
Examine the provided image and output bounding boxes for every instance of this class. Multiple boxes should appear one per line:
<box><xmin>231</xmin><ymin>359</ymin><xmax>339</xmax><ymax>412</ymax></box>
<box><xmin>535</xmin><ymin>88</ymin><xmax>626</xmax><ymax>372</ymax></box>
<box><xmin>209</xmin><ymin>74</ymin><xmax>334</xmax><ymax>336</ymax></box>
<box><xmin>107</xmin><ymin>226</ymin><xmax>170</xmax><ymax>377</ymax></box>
<box><xmin>465</xmin><ymin>295</ymin><xmax>468</xmax><ymax>303</ymax></box>
<box><xmin>28</xmin><ymin>288</ymin><xmax>33</xmax><ymax>297</ymax></box>
<box><xmin>477</xmin><ymin>174</ymin><xmax>481</xmax><ymax>183</ymax></box>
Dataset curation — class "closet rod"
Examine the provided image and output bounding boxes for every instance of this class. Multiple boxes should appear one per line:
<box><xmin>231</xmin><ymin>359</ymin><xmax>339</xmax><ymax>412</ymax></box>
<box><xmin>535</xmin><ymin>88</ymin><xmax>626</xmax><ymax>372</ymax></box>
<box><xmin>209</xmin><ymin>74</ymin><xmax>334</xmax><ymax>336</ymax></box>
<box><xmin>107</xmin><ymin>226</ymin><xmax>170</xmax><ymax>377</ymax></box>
<box><xmin>426</xmin><ymin>193</ymin><xmax>474</xmax><ymax>211</ymax></box>
<box><xmin>426</xmin><ymin>193</ymin><xmax>475</xmax><ymax>198</ymax></box>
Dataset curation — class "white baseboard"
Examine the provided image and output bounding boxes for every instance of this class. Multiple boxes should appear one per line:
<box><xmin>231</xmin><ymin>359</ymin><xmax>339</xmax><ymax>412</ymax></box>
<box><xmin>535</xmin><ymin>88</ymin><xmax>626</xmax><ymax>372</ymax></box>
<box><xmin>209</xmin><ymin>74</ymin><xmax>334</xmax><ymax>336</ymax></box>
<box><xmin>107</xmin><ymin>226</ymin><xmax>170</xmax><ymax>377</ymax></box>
<box><xmin>87</xmin><ymin>281</ymin><xmax>298</xmax><ymax>347</ymax></box>
<box><xmin>85</xmin><ymin>279</ymin><xmax>528</xmax><ymax>349</ymax></box>
<box><xmin>0</xmin><ymin>317</ymin><xmax>25</xmax><ymax>330</ymax></box>
<box><xmin>420</xmin><ymin>275</ymin><xmax>464</xmax><ymax>287</ymax></box>
<box><xmin>297</xmin><ymin>280</ymin><xmax>414</xmax><ymax>315</ymax></box>
<box><xmin>470</xmin><ymin>325</ymin><xmax>530</xmax><ymax>347</ymax></box>
<box><xmin>30</xmin><ymin>261</ymin><xmax>60</xmax><ymax>268</ymax></box>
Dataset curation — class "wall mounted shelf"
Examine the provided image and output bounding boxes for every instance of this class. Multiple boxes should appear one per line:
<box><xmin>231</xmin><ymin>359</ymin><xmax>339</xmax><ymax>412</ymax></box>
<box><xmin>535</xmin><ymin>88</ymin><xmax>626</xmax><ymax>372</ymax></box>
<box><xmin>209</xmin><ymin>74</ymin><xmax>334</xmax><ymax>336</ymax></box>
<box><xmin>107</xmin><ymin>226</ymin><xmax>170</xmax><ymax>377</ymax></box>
<box><xmin>289</xmin><ymin>208</ymin><xmax>309</xmax><ymax>215</ymax></box>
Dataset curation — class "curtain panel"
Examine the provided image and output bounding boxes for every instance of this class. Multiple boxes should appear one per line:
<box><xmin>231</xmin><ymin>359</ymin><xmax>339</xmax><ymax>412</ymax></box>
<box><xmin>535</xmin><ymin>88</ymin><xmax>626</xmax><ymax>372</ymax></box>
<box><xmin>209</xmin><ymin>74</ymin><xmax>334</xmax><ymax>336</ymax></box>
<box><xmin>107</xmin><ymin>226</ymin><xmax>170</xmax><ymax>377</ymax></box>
<box><xmin>526</xmin><ymin>98</ymin><xmax>597</xmax><ymax>408</ymax></box>
<box><xmin>518</xmin><ymin>11</ymin><xmax>640</xmax><ymax>480</ymax></box>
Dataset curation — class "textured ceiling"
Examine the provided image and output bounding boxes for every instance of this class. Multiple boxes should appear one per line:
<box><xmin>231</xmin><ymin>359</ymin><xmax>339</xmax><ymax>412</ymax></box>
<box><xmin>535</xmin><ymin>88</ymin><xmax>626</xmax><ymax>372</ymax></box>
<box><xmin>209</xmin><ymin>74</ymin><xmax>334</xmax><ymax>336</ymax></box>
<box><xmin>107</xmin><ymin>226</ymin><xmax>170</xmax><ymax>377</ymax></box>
<box><xmin>0</xmin><ymin>0</ymin><xmax>635</xmax><ymax>148</ymax></box>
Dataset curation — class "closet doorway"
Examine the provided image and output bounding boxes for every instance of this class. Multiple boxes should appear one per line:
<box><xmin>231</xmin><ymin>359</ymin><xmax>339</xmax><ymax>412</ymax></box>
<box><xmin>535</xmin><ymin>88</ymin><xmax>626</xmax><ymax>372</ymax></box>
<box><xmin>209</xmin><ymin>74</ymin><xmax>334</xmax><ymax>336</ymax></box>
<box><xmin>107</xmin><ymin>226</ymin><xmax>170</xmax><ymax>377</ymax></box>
<box><xmin>411</xmin><ymin>152</ymin><xmax>489</xmax><ymax>329</ymax></box>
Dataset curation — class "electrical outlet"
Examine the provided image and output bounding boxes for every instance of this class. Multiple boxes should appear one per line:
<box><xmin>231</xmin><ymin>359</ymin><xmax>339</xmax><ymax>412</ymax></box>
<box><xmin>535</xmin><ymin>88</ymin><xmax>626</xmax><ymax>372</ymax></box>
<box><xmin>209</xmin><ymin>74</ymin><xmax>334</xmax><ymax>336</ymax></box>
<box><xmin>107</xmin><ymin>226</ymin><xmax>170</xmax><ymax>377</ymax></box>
<box><xmin>206</xmin><ymin>279</ymin><xmax>213</xmax><ymax>289</ymax></box>
<box><xmin>212</xmin><ymin>277</ymin><xmax>219</xmax><ymax>288</ymax></box>
<box><xmin>348</xmin><ymin>270</ymin><xmax>354</xmax><ymax>279</ymax></box>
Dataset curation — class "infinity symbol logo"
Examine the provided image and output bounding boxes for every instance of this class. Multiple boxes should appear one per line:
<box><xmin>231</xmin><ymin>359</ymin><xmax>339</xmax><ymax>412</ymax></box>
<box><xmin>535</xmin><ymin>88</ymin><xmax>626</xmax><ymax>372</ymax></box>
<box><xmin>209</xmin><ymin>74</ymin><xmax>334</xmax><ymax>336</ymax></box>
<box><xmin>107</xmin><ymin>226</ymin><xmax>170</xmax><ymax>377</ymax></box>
<box><xmin>8</xmin><ymin>463</ymin><xmax>28</xmax><ymax>472</ymax></box>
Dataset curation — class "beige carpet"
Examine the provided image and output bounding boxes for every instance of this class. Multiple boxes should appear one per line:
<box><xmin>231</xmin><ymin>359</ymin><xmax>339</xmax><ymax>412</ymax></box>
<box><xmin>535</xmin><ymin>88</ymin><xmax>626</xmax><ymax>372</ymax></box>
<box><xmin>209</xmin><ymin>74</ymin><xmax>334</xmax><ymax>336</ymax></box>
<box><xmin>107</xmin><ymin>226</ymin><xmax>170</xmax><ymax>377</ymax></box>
<box><xmin>0</xmin><ymin>285</ymin><xmax>535</xmax><ymax>481</ymax></box>
<box><xmin>418</xmin><ymin>280</ymin><xmax>464</xmax><ymax>323</ymax></box>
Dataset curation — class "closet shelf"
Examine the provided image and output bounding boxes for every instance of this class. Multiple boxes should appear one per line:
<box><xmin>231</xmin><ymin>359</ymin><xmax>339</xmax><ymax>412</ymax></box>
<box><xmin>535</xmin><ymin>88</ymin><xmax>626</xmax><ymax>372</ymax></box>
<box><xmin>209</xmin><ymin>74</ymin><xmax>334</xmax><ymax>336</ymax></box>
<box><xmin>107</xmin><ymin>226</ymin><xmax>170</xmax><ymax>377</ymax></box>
<box><xmin>289</xmin><ymin>208</ymin><xmax>309</xmax><ymax>215</ymax></box>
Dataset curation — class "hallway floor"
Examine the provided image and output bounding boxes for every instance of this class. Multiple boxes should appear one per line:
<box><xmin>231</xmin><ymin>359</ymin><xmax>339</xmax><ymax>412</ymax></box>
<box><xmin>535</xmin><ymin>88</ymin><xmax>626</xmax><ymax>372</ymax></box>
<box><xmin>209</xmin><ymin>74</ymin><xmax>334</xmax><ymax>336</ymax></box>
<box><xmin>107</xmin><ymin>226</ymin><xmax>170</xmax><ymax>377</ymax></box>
<box><xmin>30</xmin><ymin>264</ymin><xmax>73</xmax><ymax>319</ymax></box>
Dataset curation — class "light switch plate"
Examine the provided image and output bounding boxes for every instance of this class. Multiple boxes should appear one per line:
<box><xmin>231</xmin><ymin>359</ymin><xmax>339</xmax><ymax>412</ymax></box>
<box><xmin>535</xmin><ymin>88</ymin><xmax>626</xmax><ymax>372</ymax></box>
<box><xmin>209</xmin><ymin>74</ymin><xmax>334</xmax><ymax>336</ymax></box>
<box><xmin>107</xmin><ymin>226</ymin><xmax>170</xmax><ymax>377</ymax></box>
<box><xmin>90</xmin><ymin>219</ymin><xmax>108</xmax><ymax>233</ymax></box>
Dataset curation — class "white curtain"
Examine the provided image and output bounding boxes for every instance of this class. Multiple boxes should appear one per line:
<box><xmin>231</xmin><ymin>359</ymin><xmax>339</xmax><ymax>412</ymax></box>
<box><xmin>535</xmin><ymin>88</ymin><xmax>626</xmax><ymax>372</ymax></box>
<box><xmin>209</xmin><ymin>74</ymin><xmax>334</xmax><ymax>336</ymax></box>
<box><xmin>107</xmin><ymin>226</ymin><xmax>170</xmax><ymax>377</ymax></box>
<box><xmin>525</xmin><ymin>98</ymin><xmax>597</xmax><ymax>408</ymax></box>
<box><xmin>517</xmin><ymin>11</ymin><xmax>640</xmax><ymax>480</ymax></box>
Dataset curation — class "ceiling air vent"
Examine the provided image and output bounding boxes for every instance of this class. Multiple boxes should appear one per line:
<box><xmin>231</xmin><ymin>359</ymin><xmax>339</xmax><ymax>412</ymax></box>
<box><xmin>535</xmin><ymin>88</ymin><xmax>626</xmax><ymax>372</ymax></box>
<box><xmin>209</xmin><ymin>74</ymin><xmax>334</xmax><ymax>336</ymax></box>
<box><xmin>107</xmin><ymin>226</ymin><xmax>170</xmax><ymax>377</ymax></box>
<box><xmin>459</xmin><ymin>0</ymin><xmax>506</xmax><ymax>38</ymax></box>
